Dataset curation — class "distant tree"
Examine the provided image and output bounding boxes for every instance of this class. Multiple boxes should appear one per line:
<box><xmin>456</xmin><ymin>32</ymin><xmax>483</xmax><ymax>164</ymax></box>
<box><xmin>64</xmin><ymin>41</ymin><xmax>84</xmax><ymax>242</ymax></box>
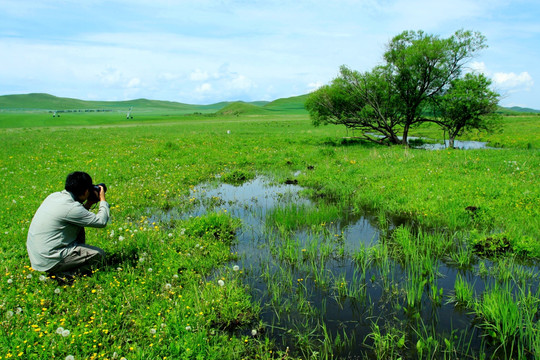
<box><xmin>433</xmin><ymin>73</ymin><xmax>501</xmax><ymax>148</ymax></box>
<box><xmin>305</xmin><ymin>65</ymin><xmax>404</xmax><ymax>145</ymax></box>
<box><xmin>384</xmin><ymin>29</ymin><xmax>487</xmax><ymax>145</ymax></box>
<box><xmin>307</xmin><ymin>29</ymin><xmax>489</xmax><ymax>146</ymax></box>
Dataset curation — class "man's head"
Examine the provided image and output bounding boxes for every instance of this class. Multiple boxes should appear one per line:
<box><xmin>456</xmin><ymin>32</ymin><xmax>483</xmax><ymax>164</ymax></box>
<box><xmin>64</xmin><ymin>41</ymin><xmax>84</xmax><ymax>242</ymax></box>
<box><xmin>65</xmin><ymin>171</ymin><xmax>93</xmax><ymax>198</ymax></box>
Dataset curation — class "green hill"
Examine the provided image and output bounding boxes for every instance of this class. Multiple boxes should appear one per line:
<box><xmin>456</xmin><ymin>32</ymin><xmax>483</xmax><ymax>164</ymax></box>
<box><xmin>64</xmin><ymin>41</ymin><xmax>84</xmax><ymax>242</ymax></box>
<box><xmin>0</xmin><ymin>93</ymin><xmax>310</xmax><ymax>115</ymax></box>
<box><xmin>0</xmin><ymin>93</ymin><xmax>225</xmax><ymax>114</ymax></box>
<box><xmin>216</xmin><ymin>102</ymin><xmax>270</xmax><ymax>115</ymax></box>
<box><xmin>3</xmin><ymin>93</ymin><xmax>535</xmax><ymax>116</ymax></box>
<box><xmin>263</xmin><ymin>94</ymin><xmax>309</xmax><ymax>113</ymax></box>
<box><xmin>216</xmin><ymin>95</ymin><xmax>309</xmax><ymax>115</ymax></box>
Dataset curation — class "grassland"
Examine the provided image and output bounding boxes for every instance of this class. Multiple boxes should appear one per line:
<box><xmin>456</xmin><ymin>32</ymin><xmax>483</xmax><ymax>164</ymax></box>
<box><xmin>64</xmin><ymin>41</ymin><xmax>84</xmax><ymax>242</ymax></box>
<box><xmin>0</xmin><ymin>95</ymin><xmax>539</xmax><ymax>359</ymax></box>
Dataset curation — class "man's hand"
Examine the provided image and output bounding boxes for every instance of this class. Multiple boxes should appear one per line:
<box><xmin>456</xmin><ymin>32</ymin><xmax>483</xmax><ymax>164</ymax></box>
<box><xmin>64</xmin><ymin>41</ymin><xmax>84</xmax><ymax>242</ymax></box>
<box><xmin>98</xmin><ymin>185</ymin><xmax>106</xmax><ymax>202</ymax></box>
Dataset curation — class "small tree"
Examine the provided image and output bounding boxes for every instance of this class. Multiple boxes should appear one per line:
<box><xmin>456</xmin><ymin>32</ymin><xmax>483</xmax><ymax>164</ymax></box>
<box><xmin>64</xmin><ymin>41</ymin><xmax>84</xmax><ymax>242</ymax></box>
<box><xmin>434</xmin><ymin>73</ymin><xmax>501</xmax><ymax>148</ymax></box>
<box><xmin>305</xmin><ymin>65</ymin><xmax>404</xmax><ymax>145</ymax></box>
<box><xmin>384</xmin><ymin>29</ymin><xmax>487</xmax><ymax>145</ymax></box>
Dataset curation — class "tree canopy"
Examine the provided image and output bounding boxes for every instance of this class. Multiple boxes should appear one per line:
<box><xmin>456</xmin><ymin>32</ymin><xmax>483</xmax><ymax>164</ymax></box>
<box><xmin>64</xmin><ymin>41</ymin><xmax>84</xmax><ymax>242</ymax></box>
<box><xmin>306</xmin><ymin>29</ymin><xmax>500</xmax><ymax>146</ymax></box>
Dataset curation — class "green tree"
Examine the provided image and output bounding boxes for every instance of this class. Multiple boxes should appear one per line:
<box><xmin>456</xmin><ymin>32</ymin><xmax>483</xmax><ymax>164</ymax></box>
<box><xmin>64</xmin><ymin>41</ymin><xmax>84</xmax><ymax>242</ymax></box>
<box><xmin>306</xmin><ymin>29</ymin><xmax>489</xmax><ymax>146</ymax></box>
<box><xmin>305</xmin><ymin>65</ymin><xmax>404</xmax><ymax>144</ymax></box>
<box><xmin>434</xmin><ymin>73</ymin><xmax>501</xmax><ymax>148</ymax></box>
<box><xmin>384</xmin><ymin>29</ymin><xmax>487</xmax><ymax>145</ymax></box>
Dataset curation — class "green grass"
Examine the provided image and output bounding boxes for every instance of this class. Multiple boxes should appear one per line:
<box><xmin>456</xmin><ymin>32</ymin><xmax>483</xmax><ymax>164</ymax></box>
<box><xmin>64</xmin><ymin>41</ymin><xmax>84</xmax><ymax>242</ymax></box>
<box><xmin>0</xmin><ymin>106</ymin><xmax>538</xmax><ymax>359</ymax></box>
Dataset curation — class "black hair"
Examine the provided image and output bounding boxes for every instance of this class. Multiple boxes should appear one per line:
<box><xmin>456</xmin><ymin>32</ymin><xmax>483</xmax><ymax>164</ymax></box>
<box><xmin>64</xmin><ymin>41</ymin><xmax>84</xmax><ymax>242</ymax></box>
<box><xmin>65</xmin><ymin>171</ymin><xmax>93</xmax><ymax>197</ymax></box>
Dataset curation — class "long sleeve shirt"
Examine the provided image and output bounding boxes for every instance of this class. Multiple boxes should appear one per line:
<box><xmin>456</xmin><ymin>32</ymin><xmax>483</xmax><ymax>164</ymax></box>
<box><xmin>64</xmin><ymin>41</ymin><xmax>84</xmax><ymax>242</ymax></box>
<box><xmin>27</xmin><ymin>190</ymin><xmax>110</xmax><ymax>271</ymax></box>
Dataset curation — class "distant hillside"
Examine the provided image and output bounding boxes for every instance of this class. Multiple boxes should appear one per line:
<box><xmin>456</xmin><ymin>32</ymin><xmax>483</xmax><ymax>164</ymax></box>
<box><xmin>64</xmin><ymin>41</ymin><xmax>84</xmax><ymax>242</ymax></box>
<box><xmin>0</xmin><ymin>93</ymin><xmax>226</xmax><ymax>114</ymax></box>
<box><xmin>0</xmin><ymin>93</ymin><xmax>309</xmax><ymax>115</ymax></box>
<box><xmin>505</xmin><ymin>106</ymin><xmax>540</xmax><ymax>114</ymax></box>
<box><xmin>216</xmin><ymin>102</ymin><xmax>271</xmax><ymax>115</ymax></box>
<box><xmin>0</xmin><ymin>93</ymin><xmax>307</xmax><ymax>115</ymax></box>
<box><xmin>3</xmin><ymin>93</ymin><xmax>535</xmax><ymax>116</ymax></box>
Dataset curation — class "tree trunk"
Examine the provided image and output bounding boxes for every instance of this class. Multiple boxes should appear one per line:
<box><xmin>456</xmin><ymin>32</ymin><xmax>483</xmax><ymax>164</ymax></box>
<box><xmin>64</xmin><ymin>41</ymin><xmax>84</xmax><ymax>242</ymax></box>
<box><xmin>402</xmin><ymin>123</ymin><xmax>410</xmax><ymax>146</ymax></box>
<box><xmin>448</xmin><ymin>137</ymin><xmax>455</xmax><ymax>149</ymax></box>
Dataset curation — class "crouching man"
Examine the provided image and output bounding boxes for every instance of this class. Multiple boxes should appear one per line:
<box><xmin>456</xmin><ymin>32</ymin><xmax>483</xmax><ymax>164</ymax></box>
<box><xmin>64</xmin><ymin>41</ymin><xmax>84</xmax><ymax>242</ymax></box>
<box><xmin>27</xmin><ymin>171</ymin><xmax>110</xmax><ymax>277</ymax></box>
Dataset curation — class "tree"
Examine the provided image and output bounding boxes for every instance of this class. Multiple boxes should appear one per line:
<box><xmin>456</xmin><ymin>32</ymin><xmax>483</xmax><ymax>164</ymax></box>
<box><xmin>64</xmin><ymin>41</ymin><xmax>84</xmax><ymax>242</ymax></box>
<box><xmin>307</xmin><ymin>29</ymin><xmax>489</xmax><ymax>146</ymax></box>
<box><xmin>384</xmin><ymin>29</ymin><xmax>487</xmax><ymax>145</ymax></box>
<box><xmin>305</xmin><ymin>65</ymin><xmax>404</xmax><ymax>145</ymax></box>
<box><xmin>433</xmin><ymin>73</ymin><xmax>501</xmax><ymax>148</ymax></box>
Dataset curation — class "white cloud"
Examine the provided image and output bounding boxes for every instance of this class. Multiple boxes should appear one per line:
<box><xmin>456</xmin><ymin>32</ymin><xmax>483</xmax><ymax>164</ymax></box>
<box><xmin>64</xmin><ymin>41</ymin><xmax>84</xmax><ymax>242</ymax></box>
<box><xmin>469</xmin><ymin>61</ymin><xmax>488</xmax><ymax>74</ymax></box>
<box><xmin>127</xmin><ymin>78</ymin><xmax>141</xmax><ymax>88</ymax></box>
<box><xmin>196</xmin><ymin>83</ymin><xmax>212</xmax><ymax>93</ymax></box>
<box><xmin>229</xmin><ymin>74</ymin><xmax>254</xmax><ymax>90</ymax></box>
<box><xmin>306</xmin><ymin>81</ymin><xmax>324</xmax><ymax>92</ymax></box>
<box><xmin>190</xmin><ymin>69</ymin><xmax>209</xmax><ymax>81</ymax></box>
<box><xmin>493</xmin><ymin>72</ymin><xmax>533</xmax><ymax>90</ymax></box>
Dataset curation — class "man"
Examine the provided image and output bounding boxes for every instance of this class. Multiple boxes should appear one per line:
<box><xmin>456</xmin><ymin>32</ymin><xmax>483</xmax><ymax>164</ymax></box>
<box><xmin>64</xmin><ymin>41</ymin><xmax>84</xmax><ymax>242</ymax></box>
<box><xmin>27</xmin><ymin>171</ymin><xmax>110</xmax><ymax>277</ymax></box>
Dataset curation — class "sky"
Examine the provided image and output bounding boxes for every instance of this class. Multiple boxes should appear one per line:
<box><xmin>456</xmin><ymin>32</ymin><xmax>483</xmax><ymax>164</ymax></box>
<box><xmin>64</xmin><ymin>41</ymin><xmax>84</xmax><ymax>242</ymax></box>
<box><xmin>0</xmin><ymin>0</ymin><xmax>539</xmax><ymax>108</ymax></box>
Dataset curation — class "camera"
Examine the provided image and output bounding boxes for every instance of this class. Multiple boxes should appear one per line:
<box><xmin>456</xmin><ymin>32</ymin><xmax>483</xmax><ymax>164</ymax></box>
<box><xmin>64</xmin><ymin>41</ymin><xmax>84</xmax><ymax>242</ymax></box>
<box><xmin>88</xmin><ymin>183</ymin><xmax>107</xmax><ymax>202</ymax></box>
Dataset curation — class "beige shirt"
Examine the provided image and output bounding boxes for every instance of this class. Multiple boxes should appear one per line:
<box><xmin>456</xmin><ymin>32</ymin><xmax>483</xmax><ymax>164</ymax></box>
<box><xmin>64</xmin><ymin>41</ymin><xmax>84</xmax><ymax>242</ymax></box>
<box><xmin>27</xmin><ymin>190</ymin><xmax>109</xmax><ymax>271</ymax></box>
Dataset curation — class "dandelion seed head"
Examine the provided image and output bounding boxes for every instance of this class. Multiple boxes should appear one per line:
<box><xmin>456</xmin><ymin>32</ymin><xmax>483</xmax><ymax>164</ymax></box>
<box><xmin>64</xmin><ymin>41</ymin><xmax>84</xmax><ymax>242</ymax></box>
<box><xmin>148</xmin><ymin>268</ymin><xmax>153</xmax><ymax>273</ymax></box>
<box><xmin>251</xmin><ymin>329</ymin><xmax>257</xmax><ymax>336</ymax></box>
<box><xmin>56</xmin><ymin>327</ymin><xmax>64</xmax><ymax>334</ymax></box>
<box><xmin>7</xmin><ymin>278</ymin><xmax>13</xmax><ymax>284</ymax></box>
<box><xmin>185</xmin><ymin>325</ymin><xmax>192</xmax><ymax>331</ymax></box>
<box><xmin>218</xmin><ymin>280</ymin><xmax>225</xmax><ymax>287</ymax></box>
<box><xmin>150</xmin><ymin>328</ymin><xmax>157</xmax><ymax>334</ymax></box>
<box><xmin>233</xmin><ymin>265</ymin><xmax>240</xmax><ymax>272</ymax></box>
<box><xmin>39</xmin><ymin>275</ymin><xmax>47</xmax><ymax>282</ymax></box>
<box><xmin>26</xmin><ymin>274</ymin><xmax>32</xmax><ymax>279</ymax></box>
<box><xmin>165</xmin><ymin>283</ymin><xmax>172</xmax><ymax>290</ymax></box>
<box><xmin>62</xmin><ymin>329</ymin><xmax>70</xmax><ymax>337</ymax></box>
<box><xmin>65</xmin><ymin>355</ymin><xmax>75</xmax><ymax>360</ymax></box>
<box><xmin>118</xmin><ymin>236</ymin><xmax>125</xmax><ymax>241</ymax></box>
<box><xmin>54</xmin><ymin>288</ymin><xmax>61</xmax><ymax>294</ymax></box>
<box><xmin>6</xmin><ymin>310</ymin><xmax>14</xmax><ymax>318</ymax></box>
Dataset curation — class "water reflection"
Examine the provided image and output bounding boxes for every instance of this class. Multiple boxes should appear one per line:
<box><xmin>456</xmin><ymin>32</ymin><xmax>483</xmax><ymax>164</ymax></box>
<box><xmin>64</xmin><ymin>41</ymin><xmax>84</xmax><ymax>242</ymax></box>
<box><xmin>154</xmin><ymin>177</ymin><xmax>538</xmax><ymax>359</ymax></box>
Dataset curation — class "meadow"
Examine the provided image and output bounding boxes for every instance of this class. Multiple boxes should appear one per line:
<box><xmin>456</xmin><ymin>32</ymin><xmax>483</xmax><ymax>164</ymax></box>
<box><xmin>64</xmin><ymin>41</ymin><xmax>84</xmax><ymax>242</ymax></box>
<box><xmin>0</xmin><ymin>104</ymin><xmax>538</xmax><ymax>359</ymax></box>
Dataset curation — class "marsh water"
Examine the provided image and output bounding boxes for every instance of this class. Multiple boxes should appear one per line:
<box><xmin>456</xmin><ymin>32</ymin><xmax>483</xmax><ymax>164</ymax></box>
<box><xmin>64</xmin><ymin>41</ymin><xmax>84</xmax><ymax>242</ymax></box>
<box><xmin>152</xmin><ymin>177</ymin><xmax>538</xmax><ymax>358</ymax></box>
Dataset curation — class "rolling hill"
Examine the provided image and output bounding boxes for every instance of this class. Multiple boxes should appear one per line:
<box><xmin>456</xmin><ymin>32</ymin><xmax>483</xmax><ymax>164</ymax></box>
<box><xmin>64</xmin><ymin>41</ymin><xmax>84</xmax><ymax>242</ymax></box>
<box><xmin>0</xmin><ymin>93</ymin><xmax>308</xmax><ymax>115</ymax></box>
<box><xmin>0</xmin><ymin>93</ymin><xmax>537</xmax><ymax>116</ymax></box>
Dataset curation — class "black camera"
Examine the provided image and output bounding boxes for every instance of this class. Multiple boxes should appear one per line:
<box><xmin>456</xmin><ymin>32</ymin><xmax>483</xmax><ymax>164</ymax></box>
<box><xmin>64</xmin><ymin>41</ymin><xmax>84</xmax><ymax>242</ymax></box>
<box><xmin>88</xmin><ymin>183</ymin><xmax>107</xmax><ymax>202</ymax></box>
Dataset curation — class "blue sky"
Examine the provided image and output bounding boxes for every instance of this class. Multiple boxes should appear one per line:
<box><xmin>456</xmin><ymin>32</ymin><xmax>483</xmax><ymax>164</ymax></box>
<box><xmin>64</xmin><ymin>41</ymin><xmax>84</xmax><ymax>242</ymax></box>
<box><xmin>1</xmin><ymin>0</ymin><xmax>538</xmax><ymax>108</ymax></box>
